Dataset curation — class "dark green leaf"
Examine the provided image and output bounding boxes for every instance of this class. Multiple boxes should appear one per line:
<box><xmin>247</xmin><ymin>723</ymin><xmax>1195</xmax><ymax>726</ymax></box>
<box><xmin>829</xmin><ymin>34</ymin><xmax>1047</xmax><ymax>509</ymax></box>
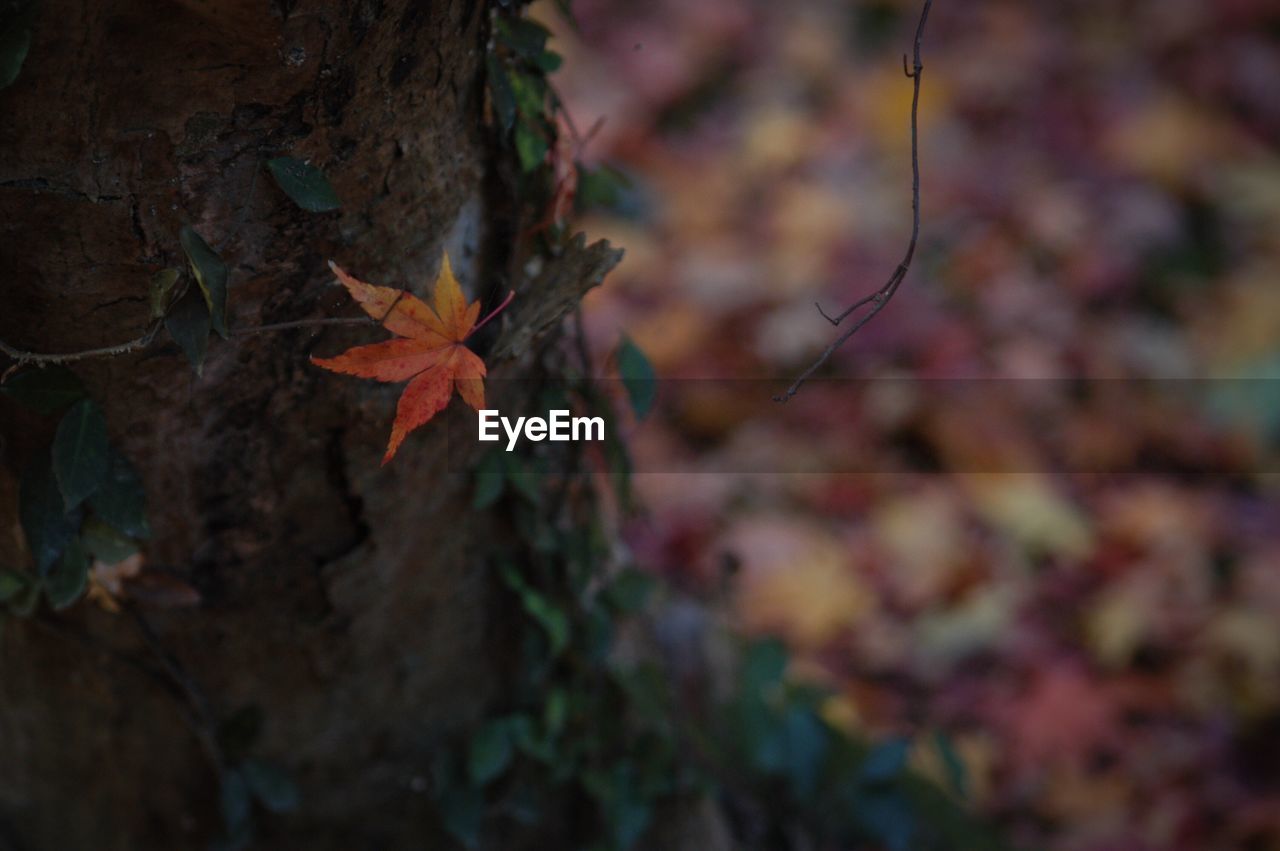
<box><xmin>148</xmin><ymin>268</ymin><xmax>182</xmax><ymax>319</ymax></box>
<box><xmin>80</xmin><ymin>517</ymin><xmax>138</xmax><ymax>564</ymax></box>
<box><xmin>20</xmin><ymin>459</ymin><xmax>81</xmax><ymax>573</ymax></box>
<box><xmin>855</xmin><ymin>790</ymin><xmax>915</xmax><ymax>851</ymax></box>
<box><xmin>220</xmin><ymin>769</ymin><xmax>253</xmax><ymax>835</ymax></box>
<box><xmin>601</xmin><ymin>568</ymin><xmax>655</xmax><ymax>613</ymax></box>
<box><xmin>266</xmin><ymin>156</ymin><xmax>342</xmax><ymax>213</ymax></box>
<box><xmin>437</xmin><ymin>783</ymin><xmax>483</xmax><ymax>848</ymax></box>
<box><xmin>241</xmin><ymin>759</ymin><xmax>300</xmax><ymax>813</ymax></box>
<box><xmin>165</xmin><ymin>283</ymin><xmax>211</xmax><ymax>374</ymax></box>
<box><xmin>534</xmin><ymin>50</ymin><xmax>562</xmax><ymax>73</ymax></box>
<box><xmin>617</xmin><ymin>335</ymin><xmax>656</xmax><ymax>419</ymax></box>
<box><xmin>543</xmin><ymin>687</ymin><xmax>568</xmax><ymax>736</ymax></box>
<box><xmin>780</xmin><ymin>707</ymin><xmax>828</xmax><ymax>797</ymax></box>
<box><xmin>88</xmin><ymin>449</ymin><xmax>150</xmax><ymax>539</ymax></box>
<box><xmin>44</xmin><ymin>536</ymin><xmax>88</xmax><ymax>610</ymax></box>
<box><xmin>468</xmin><ymin>720</ymin><xmax>515</xmax><ymax>786</ymax></box>
<box><xmin>934</xmin><ymin>732</ymin><xmax>969</xmax><ymax>799</ymax></box>
<box><xmin>494</xmin><ymin>16</ymin><xmax>550</xmax><ymax>60</ymax></box>
<box><xmin>5</xmin><ymin>571</ymin><xmax>39</xmax><ymax>617</ymax></box>
<box><xmin>741</xmin><ymin>637</ymin><xmax>788</xmax><ymax>693</ymax></box>
<box><xmin>0</xmin><ymin>569</ymin><xmax>26</xmax><ymax>603</ymax></box>
<box><xmin>521</xmin><ymin>588</ymin><xmax>569</xmax><ymax>655</ymax></box>
<box><xmin>502</xmin><ymin>453</ymin><xmax>540</xmax><ymax>504</ymax></box>
<box><xmin>472</xmin><ymin>451</ymin><xmax>505</xmax><ymax>509</ymax></box>
<box><xmin>1</xmin><ymin>365</ymin><xmax>85</xmax><ymax>414</ymax></box>
<box><xmin>52</xmin><ymin>398</ymin><xmax>110</xmax><ymax>510</ymax></box>
<box><xmin>860</xmin><ymin>737</ymin><xmax>912</xmax><ymax>785</ymax></box>
<box><xmin>179</xmin><ymin>224</ymin><xmax>229</xmax><ymax>338</ymax></box>
<box><xmin>508</xmin><ymin>71</ymin><xmax>547</xmax><ymax>120</ymax></box>
<box><xmin>576</xmin><ymin>164</ymin><xmax>632</xmax><ymax>213</ymax></box>
<box><xmin>486</xmin><ymin>54</ymin><xmax>517</xmax><ymax>133</ymax></box>
<box><xmin>0</xmin><ymin>15</ymin><xmax>30</xmax><ymax>91</ymax></box>
<box><xmin>514</xmin><ymin>121</ymin><xmax>548</xmax><ymax>173</ymax></box>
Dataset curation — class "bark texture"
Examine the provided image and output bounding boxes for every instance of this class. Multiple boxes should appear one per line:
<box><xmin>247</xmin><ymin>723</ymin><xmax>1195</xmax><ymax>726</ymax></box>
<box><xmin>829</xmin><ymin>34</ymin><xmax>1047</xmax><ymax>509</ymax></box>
<box><xmin>0</xmin><ymin>1</ymin><xmax>517</xmax><ymax>847</ymax></box>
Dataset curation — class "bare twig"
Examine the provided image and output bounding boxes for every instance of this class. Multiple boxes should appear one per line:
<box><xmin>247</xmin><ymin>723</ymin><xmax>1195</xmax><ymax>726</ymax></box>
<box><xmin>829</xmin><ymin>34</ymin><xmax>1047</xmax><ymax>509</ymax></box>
<box><xmin>231</xmin><ymin>315</ymin><xmax>376</xmax><ymax>336</ymax></box>
<box><xmin>0</xmin><ymin>322</ymin><xmax>164</xmax><ymax>366</ymax></box>
<box><xmin>776</xmin><ymin>0</ymin><xmax>933</xmax><ymax>403</ymax></box>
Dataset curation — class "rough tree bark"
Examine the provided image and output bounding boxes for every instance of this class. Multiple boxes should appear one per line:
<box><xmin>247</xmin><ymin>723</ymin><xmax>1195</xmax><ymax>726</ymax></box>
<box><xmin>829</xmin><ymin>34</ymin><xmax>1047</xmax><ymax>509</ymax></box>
<box><xmin>0</xmin><ymin>1</ymin><xmax>531</xmax><ymax>847</ymax></box>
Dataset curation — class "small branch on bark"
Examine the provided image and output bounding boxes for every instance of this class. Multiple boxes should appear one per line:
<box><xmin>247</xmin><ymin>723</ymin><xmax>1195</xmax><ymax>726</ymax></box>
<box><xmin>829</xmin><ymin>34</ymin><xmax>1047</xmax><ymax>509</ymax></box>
<box><xmin>775</xmin><ymin>0</ymin><xmax>934</xmax><ymax>403</ymax></box>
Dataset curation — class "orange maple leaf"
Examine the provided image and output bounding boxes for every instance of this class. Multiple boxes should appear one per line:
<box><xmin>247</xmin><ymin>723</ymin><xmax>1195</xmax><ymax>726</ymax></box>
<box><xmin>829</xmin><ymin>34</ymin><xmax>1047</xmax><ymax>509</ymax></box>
<box><xmin>312</xmin><ymin>254</ymin><xmax>513</xmax><ymax>465</ymax></box>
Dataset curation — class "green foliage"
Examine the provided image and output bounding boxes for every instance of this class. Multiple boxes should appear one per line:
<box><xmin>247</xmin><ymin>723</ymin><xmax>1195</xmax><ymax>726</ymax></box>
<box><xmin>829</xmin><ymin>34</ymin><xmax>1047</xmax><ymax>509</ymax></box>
<box><xmin>148</xmin><ymin>268</ymin><xmax>182</xmax><ymax>320</ymax></box>
<box><xmin>19</xmin><ymin>459</ymin><xmax>80</xmax><ymax>574</ymax></box>
<box><xmin>89</xmin><ymin>449</ymin><xmax>150</xmax><ymax>539</ymax></box>
<box><xmin>44</xmin><ymin>535</ymin><xmax>87</xmax><ymax>610</ymax></box>
<box><xmin>266</xmin><ymin>156</ymin><xmax>342</xmax><ymax>213</ymax></box>
<box><xmin>5</xmin><ymin>372</ymin><xmax>150</xmax><ymax>620</ymax></box>
<box><xmin>487</xmin><ymin>7</ymin><xmax>561</xmax><ymax>180</ymax></box>
<box><xmin>164</xmin><ymin>284</ymin><xmax>212</xmax><ymax>374</ymax></box>
<box><xmin>469</xmin><ymin>718</ymin><xmax>518</xmax><ymax>785</ymax></box>
<box><xmin>0</xmin><ymin>0</ymin><xmax>36</xmax><ymax>90</ymax></box>
<box><xmin>616</xmin><ymin>336</ymin><xmax>655</xmax><ymax>419</ymax></box>
<box><xmin>80</xmin><ymin>517</ymin><xmax>139</xmax><ymax>564</ymax></box>
<box><xmin>180</xmin><ymin>224</ymin><xmax>229</xmax><ymax>339</ymax></box>
<box><xmin>718</xmin><ymin>638</ymin><xmax>1009</xmax><ymax>851</ymax></box>
<box><xmin>52</xmin><ymin>398</ymin><xmax>109</xmax><ymax>510</ymax></box>
<box><xmin>240</xmin><ymin>759</ymin><xmax>301</xmax><ymax>813</ymax></box>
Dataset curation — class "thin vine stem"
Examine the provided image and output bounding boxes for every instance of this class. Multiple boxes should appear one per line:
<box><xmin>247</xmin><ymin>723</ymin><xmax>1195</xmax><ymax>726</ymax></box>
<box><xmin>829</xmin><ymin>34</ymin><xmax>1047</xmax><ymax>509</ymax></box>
<box><xmin>776</xmin><ymin>0</ymin><xmax>933</xmax><ymax>403</ymax></box>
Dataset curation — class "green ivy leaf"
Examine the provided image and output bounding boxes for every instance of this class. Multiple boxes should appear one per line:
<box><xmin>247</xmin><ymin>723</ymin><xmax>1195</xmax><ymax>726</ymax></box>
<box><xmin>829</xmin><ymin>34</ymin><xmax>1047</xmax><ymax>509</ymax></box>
<box><xmin>468</xmin><ymin>719</ymin><xmax>515</xmax><ymax>786</ymax></box>
<box><xmin>266</xmin><ymin>156</ymin><xmax>341</xmax><ymax>213</ymax></box>
<box><xmin>180</xmin><ymin>224</ymin><xmax>229</xmax><ymax>338</ymax></box>
<box><xmin>502</xmin><ymin>453</ymin><xmax>540</xmax><ymax>504</ymax></box>
<box><xmin>514</xmin><ymin>121</ymin><xmax>548</xmax><ymax>173</ymax></box>
<box><xmin>494</xmin><ymin>16</ymin><xmax>550</xmax><ymax>61</ymax></box>
<box><xmin>89</xmin><ymin>448</ymin><xmax>150</xmax><ymax>539</ymax></box>
<box><xmin>0</xmin><ymin>8</ymin><xmax>32</xmax><ymax>91</ymax></box>
<box><xmin>81</xmin><ymin>517</ymin><xmax>138</xmax><ymax>564</ymax></box>
<box><xmin>933</xmin><ymin>732</ymin><xmax>969</xmax><ymax>799</ymax></box>
<box><xmin>1</xmin><ymin>365</ymin><xmax>85</xmax><ymax>415</ymax></box>
<box><xmin>854</xmin><ymin>790</ymin><xmax>915</xmax><ymax>851</ymax></box>
<box><xmin>437</xmin><ymin>783</ymin><xmax>483</xmax><ymax>848</ymax></box>
<box><xmin>533</xmin><ymin>49</ymin><xmax>562</xmax><ymax>73</ymax></box>
<box><xmin>148</xmin><ymin>268</ymin><xmax>182</xmax><ymax>319</ymax></box>
<box><xmin>5</xmin><ymin>571</ymin><xmax>39</xmax><ymax>617</ymax></box>
<box><xmin>617</xmin><ymin>335</ymin><xmax>656</xmax><ymax>419</ymax></box>
<box><xmin>601</xmin><ymin>569</ymin><xmax>655</xmax><ymax>613</ymax></box>
<box><xmin>165</xmin><ymin>284</ymin><xmax>212</xmax><ymax>375</ymax></box>
<box><xmin>220</xmin><ymin>768</ymin><xmax>253</xmax><ymax>836</ymax></box>
<box><xmin>44</xmin><ymin>536</ymin><xmax>88</xmax><ymax>610</ymax></box>
<box><xmin>860</xmin><ymin>737</ymin><xmax>912</xmax><ymax>786</ymax></box>
<box><xmin>52</xmin><ymin>398</ymin><xmax>110</xmax><ymax>510</ymax></box>
<box><xmin>521</xmin><ymin>588</ymin><xmax>569</xmax><ymax>655</ymax></box>
<box><xmin>0</xmin><ymin>569</ymin><xmax>26</xmax><ymax>603</ymax></box>
<box><xmin>741</xmin><ymin>637</ymin><xmax>788</xmax><ymax>693</ymax></box>
<box><xmin>501</xmin><ymin>564</ymin><xmax>569</xmax><ymax>655</ymax></box>
<box><xmin>576</xmin><ymin>164</ymin><xmax>632</xmax><ymax>214</ymax></box>
<box><xmin>508</xmin><ymin>71</ymin><xmax>547</xmax><ymax>121</ymax></box>
<box><xmin>472</xmin><ymin>451</ymin><xmax>506</xmax><ymax>509</ymax></box>
<box><xmin>19</xmin><ymin>460</ymin><xmax>80</xmax><ymax>573</ymax></box>
<box><xmin>241</xmin><ymin>759</ymin><xmax>300</xmax><ymax>813</ymax></box>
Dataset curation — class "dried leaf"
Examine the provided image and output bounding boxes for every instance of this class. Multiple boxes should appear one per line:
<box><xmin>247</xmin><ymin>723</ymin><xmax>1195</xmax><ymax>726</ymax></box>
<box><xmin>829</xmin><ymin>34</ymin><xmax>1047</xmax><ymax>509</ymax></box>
<box><xmin>312</xmin><ymin>254</ymin><xmax>512</xmax><ymax>464</ymax></box>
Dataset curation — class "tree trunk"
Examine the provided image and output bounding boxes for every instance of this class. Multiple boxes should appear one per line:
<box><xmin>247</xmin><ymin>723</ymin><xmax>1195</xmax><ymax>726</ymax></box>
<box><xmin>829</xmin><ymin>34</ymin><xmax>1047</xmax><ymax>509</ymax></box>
<box><xmin>0</xmin><ymin>1</ymin><xmax>524</xmax><ymax>847</ymax></box>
